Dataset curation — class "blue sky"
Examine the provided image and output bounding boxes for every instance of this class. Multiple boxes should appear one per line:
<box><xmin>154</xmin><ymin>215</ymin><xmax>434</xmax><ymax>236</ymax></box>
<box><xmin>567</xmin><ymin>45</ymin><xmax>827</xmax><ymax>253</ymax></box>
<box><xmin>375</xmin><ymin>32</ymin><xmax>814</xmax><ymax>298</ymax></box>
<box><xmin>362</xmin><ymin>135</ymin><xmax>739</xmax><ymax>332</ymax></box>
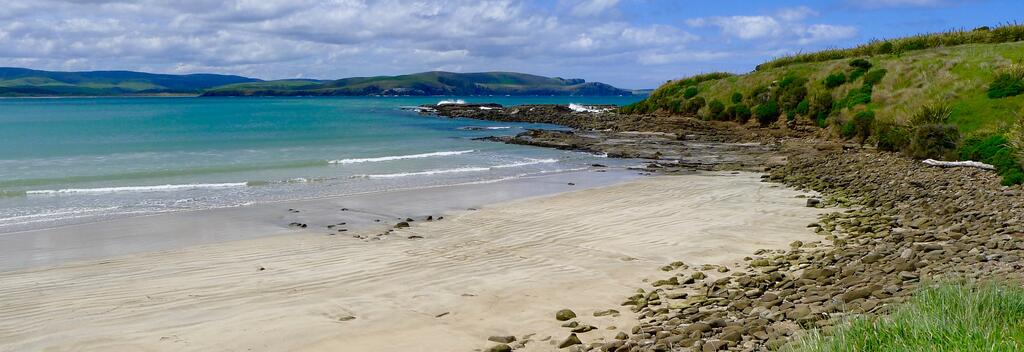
<box><xmin>0</xmin><ymin>0</ymin><xmax>1019</xmax><ymax>88</ymax></box>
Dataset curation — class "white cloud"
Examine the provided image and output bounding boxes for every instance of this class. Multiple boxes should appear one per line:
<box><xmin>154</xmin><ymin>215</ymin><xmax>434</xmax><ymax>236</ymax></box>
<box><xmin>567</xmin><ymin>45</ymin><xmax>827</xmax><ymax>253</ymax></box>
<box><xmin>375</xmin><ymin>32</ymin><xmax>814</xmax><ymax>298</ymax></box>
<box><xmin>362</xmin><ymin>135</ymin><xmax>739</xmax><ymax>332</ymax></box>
<box><xmin>568</xmin><ymin>0</ymin><xmax>620</xmax><ymax>17</ymax></box>
<box><xmin>687</xmin><ymin>7</ymin><xmax>856</xmax><ymax>45</ymax></box>
<box><xmin>776</xmin><ymin>6</ymin><xmax>818</xmax><ymax>22</ymax></box>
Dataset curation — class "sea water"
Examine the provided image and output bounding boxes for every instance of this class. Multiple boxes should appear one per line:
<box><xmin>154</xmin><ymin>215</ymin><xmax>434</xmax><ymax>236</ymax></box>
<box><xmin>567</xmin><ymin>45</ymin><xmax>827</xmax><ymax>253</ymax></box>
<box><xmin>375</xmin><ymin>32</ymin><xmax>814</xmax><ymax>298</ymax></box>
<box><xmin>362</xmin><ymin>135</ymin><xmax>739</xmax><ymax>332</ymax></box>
<box><xmin>0</xmin><ymin>96</ymin><xmax>643</xmax><ymax>232</ymax></box>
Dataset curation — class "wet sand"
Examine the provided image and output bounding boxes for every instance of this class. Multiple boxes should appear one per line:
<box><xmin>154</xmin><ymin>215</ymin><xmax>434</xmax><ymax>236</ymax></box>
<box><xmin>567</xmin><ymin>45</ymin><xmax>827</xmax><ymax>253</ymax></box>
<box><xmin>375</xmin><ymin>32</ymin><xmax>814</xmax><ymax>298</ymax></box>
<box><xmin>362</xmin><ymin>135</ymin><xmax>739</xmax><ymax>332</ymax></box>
<box><xmin>0</xmin><ymin>172</ymin><xmax>821</xmax><ymax>352</ymax></box>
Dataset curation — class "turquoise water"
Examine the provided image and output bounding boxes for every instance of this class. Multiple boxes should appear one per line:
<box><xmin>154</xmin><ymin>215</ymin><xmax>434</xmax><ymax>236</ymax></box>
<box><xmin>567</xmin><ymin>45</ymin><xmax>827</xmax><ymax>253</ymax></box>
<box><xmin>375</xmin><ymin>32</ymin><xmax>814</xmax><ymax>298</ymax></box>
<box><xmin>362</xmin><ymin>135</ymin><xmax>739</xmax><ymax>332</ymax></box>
<box><xmin>0</xmin><ymin>96</ymin><xmax>642</xmax><ymax>232</ymax></box>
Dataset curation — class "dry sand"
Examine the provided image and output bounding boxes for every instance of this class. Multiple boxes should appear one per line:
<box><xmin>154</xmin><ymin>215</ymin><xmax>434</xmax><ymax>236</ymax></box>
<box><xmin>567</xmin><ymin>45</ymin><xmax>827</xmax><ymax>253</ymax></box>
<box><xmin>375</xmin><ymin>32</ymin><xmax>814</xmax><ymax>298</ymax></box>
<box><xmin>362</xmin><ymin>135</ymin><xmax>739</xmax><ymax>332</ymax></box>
<box><xmin>0</xmin><ymin>173</ymin><xmax>821</xmax><ymax>352</ymax></box>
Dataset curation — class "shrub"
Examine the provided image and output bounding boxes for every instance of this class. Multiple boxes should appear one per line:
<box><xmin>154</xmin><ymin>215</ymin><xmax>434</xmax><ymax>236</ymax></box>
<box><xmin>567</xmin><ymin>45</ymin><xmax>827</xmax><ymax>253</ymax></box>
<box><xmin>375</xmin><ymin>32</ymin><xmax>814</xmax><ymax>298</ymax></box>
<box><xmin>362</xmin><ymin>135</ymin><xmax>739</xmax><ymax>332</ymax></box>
<box><xmin>795</xmin><ymin>98</ymin><xmax>810</xmax><ymax>116</ymax></box>
<box><xmin>838</xmin><ymin>84</ymin><xmax>873</xmax><ymax>109</ymax></box>
<box><xmin>754</xmin><ymin>101</ymin><xmax>780</xmax><ymax>126</ymax></box>
<box><xmin>849</xmin><ymin>58</ymin><xmax>873</xmax><ymax>70</ymax></box>
<box><xmin>750</xmin><ymin>85</ymin><xmax>770</xmax><ymax>102</ymax></box>
<box><xmin>875</xmin><ymin>121</ymin><xmax>910</xmax><ymax>152</ymax></box>
<box><xmin>825</xmin><ymin>72</ymin><xmax>847</xmax><ymax>89</ymax></box>
<box><xmin>909</xmin><ymin>123</ymin><xmax>960</xmax><ymax>160</ymax></box>
<box><xmin>731</xmin><ymin>92</ymin><xmax>743</xmax><ymax>103</ymax></box>
<box><xmin>959</xmin><ymin>134</ymin><xmax>1024</xmax><ymax>185</ymax></box>
<box><xmin>683</xmin><ymin>86</ymin><xmax>699</xmax><ymax>99</ymax></box>
<box><xmin>863</xmin><ymin>69</ymin><xmax>888</xmax><ymax>86</ymax></box>
<box><xmin>779</xmin><ymin>84</ymin><xmax>808</xmax><ymax>113</ymax></box>
<box><xmin>876</xmin><ymin>41</ymin><xmax>894</xmax><ymax>55</ymax></box>
<box><xmin>911</xmin><ymin>103</ymin><xmax>953</xmax><ymax>125</ymax></box>
<box><xmin>809</xmin><ymin>92</ymin><xmax>834</xmax><ymax>120</ymax></box>
<box><xmin>731</xmin><ymin>104</ymin><xmax>752</xmax><ymax>123</ymax></box>
<box><xmin>848</xmin><ymin>68</ymin><xmax>866</xmax><ymax>82</ymax></box>
<box><xmin>842</xmin><ymin>110</ymin><xmax>875</xmax><ymax>143</ymax></box>
<box><xmin>708</xmin><ymin>99</ymin><xmax>725</xmax><ymax>118</ymax></box>
<box><xmin>683</xmin><ymin>96</ymin><xmax>705</xmax><ymax>114</ymax></box>
<box><xmin>987</xmin><ymin>68</ymin><xmax>1024</xmax><ymax>99</ymax></box>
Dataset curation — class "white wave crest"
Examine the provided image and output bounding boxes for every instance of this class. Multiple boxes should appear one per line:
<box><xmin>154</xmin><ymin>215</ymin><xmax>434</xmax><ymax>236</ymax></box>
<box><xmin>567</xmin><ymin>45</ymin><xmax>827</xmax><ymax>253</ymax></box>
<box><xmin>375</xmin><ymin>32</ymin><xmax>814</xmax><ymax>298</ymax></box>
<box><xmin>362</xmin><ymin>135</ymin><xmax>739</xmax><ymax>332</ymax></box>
<box><xmin>26</xmin><ymin>182</ymin><xmax>249</xmax><ymax>195</ymax></box>
<box><xmin>437</xmin><ymin>99</ymin><xmax>466</xmax><ymax>106</ymax></box>
<box><xmin>568</xmin><ymin>103</ymin><xmax>612</xmax><ymax>113</ymax></box>
<box><xmin>328</xmin><ymin>150</ymin><xmax>474</xmax><ymax>164</ymax></box>
<box><xmin>355</xmin><ymin>158</ymin><xmax>558</xmax><ymax>179</ymax></box>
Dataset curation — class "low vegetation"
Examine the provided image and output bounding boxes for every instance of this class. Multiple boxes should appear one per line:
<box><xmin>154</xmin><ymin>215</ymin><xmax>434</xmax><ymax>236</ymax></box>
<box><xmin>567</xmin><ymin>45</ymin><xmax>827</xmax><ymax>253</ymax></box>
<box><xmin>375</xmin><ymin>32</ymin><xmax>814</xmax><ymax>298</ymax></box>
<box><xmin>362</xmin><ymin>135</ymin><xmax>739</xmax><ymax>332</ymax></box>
<box><xmin>758</xmin><ymin>23</ymin><xmax>1024</xmax><ymax>70</ymax></box>
<box><xmin>786</xmin><ymin>281</ymin><xmax>1024</xmax><ymax>352</ymax></box>
<box><xmin>621</xmin><ymin>29</ymin><xmax>1024</xmax><ymax>185</ymax></box>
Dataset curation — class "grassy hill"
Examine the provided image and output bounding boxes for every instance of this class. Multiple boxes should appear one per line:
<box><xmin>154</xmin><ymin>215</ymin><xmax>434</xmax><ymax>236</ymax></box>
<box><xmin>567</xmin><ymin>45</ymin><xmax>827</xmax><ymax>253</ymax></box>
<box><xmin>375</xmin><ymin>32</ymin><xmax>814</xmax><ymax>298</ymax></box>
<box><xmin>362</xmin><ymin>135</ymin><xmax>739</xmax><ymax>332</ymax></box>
<box><xmin>622</xmin><ymin>24</ymin><xmax>1024</xmax><ymax>185</ymax></box>
<box><xmin>201</xmin><ymin>71</ymin><xmax>633</xmax><ymax>96</ymax></box>
<box><xmin>0</xmin><ymin>68</ymin><xmax>259</xmax><ymax>96</ymax></box>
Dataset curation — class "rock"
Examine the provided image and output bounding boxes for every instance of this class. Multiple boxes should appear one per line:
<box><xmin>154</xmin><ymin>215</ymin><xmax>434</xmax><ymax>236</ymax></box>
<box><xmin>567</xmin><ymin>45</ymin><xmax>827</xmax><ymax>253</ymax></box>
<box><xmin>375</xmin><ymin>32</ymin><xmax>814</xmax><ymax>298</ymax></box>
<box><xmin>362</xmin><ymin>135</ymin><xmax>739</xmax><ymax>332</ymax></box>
<box><xmin>558</xmin><ymin>333</ymin><xmax>582</xmax><ymax>348</ymax></box>
<box><xmin>394</xmin><ymin>222</ymin><xmax>410</xmax><ymax>228</ymax></box>
<box><xmin>594</xmin><ymin>309</ymin><xmax>619</xmax><ymax>317</ymax></box>
<box><xmin>337</xmin><ymin>315</ymin><xmax>356</xmax><ymax>321</ymax></box>
<box><xmin>806</xmin><ymin>198</ymin><xmax>821</xmax><ymax>207</ymax></box>
<box><xmin>556</xmin><ymin>309</ymin><xmax>577</xmax><ymax>321</ymax></box>
<box><xmin>702</xmin><ymin>339</ymin><xmax>728</xmax><ymax>351</ymax></box>
<box><xmin>488</xmin><ymin>336</ymin><xmax>516</xmax><ymax>344</ymax></box>
<box><xmin>485</xmin><ymin>344</ymin><xmax>512</xmax><ymax>352</ymax></box>
<box><xmin>615</xmin><ymin>332</ymin><xmax>628</xmax><ymax>340</ymax></box>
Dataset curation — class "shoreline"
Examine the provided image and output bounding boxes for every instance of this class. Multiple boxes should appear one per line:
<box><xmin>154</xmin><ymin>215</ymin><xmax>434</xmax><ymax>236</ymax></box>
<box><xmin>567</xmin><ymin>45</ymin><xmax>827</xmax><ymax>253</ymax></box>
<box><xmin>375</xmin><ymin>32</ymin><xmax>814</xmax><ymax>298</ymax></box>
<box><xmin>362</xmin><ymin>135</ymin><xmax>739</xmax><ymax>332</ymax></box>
<box><xmin>0</xmin><ymin>168</ymin><xmax>640</xmax><ymax>272</ymax></box>
<box><xmin>0</xmin><ymin>172</ymin><xmax>822</xmax><ymax>352</ymax></box>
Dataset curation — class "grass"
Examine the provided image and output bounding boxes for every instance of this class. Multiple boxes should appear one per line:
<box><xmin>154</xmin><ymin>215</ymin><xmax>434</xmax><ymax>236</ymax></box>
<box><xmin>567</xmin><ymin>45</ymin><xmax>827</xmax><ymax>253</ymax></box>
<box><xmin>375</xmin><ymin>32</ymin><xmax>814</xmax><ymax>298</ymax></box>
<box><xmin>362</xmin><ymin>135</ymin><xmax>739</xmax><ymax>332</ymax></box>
<box><xmin>785</xmin><ymin>281</ymin><xmax>1024</xmax><ymax>352</ymax></box>
<box><xmin>759</xmin><ymin>23</ymin><xmax>1024</xmax><ymax>70</ymax></box>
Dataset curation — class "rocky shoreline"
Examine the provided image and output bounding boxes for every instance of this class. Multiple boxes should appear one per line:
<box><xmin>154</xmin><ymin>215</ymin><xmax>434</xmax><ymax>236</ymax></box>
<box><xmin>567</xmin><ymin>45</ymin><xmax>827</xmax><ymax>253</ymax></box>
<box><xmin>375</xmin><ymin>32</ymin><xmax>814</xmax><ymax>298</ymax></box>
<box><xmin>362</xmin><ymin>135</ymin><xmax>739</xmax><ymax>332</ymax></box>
<box><xmin>421</xmin><ymin>103</ymin><xmax>1023</xmax><ymax>351</ymax></box>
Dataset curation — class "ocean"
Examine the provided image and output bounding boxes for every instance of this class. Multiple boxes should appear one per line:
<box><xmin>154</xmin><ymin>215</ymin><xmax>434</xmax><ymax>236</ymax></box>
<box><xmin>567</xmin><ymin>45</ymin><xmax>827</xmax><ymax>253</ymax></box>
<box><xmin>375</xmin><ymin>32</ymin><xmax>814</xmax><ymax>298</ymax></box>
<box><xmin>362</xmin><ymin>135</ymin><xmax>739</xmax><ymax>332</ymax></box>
<box><xmin>0</xmin><ymin>96</ymin><xmax>643</xmax><ymax>233</ymax></box>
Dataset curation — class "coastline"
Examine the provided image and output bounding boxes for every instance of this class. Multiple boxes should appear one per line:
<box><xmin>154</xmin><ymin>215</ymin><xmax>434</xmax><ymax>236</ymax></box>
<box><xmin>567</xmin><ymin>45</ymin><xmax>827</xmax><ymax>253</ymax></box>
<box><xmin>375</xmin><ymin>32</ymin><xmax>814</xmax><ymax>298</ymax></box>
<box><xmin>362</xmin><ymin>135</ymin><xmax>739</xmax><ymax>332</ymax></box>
<box><xmin>0</xmin><ymin>172</ymin><xmax>822</xmax><ymax>352</ymax></box>
<box><xmin>0</xmin><ymin>168</ymin><xmax>640</xmax><ymax>271</ymax></box>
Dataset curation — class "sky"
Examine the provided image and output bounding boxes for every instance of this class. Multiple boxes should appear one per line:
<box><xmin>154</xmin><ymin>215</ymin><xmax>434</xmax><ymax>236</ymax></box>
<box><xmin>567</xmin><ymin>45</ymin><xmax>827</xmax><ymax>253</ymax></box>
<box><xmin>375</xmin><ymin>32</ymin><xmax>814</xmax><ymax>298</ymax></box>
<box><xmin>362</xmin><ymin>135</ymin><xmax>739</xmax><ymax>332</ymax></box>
<box><xmin>0</xmin><ymin>0</ymin><xmax>1020</xmax><ymax>89</ymax></box>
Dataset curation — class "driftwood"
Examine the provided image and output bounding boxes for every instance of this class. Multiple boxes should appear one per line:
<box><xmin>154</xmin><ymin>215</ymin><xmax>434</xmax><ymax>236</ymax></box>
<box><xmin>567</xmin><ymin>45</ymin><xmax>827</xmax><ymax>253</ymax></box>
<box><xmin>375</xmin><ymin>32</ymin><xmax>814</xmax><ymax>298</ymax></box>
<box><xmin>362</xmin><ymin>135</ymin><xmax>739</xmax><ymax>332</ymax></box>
<box><xmin>922</xmin><ymin>159</ymin><xmax>995</xmax><ymax>170</ymax></box>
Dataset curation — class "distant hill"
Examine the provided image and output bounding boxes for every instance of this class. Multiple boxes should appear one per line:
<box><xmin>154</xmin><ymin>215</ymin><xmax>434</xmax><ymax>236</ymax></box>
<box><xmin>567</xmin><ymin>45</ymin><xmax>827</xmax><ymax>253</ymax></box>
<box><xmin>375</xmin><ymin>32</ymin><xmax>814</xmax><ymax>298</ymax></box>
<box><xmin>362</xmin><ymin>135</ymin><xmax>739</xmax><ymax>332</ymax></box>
<box><xmin>201</xmin><ymin>71</ymin><xmax>634</xmax><ymax>96</ymax></box>
<box><xmin>0</xmin><ymin>67</ymin><xmax>260</xmax><ymax>97</ymax></box>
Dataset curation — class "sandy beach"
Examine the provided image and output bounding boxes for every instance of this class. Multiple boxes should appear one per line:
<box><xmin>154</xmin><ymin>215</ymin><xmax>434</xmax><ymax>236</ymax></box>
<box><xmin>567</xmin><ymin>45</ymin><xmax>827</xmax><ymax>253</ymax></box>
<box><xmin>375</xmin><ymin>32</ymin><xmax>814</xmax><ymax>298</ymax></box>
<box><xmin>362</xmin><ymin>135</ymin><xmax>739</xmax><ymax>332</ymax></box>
<box><xmin>0</xmin><ymin>172</ymin><xmax>821</xmax><ymax>352</ymax></box>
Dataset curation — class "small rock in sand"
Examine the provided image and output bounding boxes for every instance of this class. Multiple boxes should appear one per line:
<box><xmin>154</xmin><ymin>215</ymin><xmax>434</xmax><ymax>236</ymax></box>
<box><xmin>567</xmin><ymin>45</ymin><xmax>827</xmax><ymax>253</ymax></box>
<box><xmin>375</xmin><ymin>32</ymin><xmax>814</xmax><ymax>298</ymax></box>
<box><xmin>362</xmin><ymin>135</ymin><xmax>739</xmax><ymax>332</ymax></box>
<box><xmin>395</xmin><ymin>222</ymin><xmax>410</xmax><ymax>228</ymax></box>
<box><xmin>555</xmin><ymin>309</ymin><xmax>577</xmax><ymax>321</ymax></box>
<box><xmin>488</xmin><ymin>336</ymin><xmax>516</xmax><ymax>343</ymax></box>
<box><xmin>485</xmin><ymin>344</ymin><xmax>512</xmax><ymax>352</ymax></box>
<box><xmin>558</xmin><ymin>334</ymin><xmax>582</xmax><ymax>348</ymax></box>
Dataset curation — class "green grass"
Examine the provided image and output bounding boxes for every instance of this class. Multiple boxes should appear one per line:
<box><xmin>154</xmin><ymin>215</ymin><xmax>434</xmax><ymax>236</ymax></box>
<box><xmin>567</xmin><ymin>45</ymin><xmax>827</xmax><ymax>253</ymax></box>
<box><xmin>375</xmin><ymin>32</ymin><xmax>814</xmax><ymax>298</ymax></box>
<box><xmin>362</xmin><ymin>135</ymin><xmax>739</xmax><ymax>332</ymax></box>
<box><xmin>785</xmin><ymin>281</ymin><xmax>1024</xmax><ymax>352</ymax></box>
<box><xmin>759</xmin><ymin>23</ymin><xmax>1024</xmax><ymax>70</ymax></box>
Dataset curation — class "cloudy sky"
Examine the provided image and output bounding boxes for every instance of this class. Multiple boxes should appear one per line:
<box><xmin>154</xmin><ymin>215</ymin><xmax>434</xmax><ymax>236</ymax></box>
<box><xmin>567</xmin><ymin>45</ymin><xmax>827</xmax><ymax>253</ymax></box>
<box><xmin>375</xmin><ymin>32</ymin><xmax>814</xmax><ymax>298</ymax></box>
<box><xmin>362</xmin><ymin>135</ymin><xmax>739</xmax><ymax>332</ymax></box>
<box><xmin>0</xmin><ymin>0</ymin><xmax>1018</xmax><ymax>88</ymax></box>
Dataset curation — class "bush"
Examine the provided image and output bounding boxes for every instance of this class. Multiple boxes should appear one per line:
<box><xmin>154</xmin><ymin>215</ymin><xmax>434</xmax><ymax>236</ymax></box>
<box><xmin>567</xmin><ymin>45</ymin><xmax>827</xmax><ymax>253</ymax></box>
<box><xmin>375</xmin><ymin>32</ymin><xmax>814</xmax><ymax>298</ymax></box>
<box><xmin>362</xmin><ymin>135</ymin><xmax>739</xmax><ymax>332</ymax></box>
<box><xmin>911</xmin><ymin>103</ymin><xmax>953</xmax><ymax>125</ymax></box>
<box><xmin>730</xmin><ymin>92</ymin><xmax>743</xmax><ymax>103</ymax></box>
<box><xmin>708</xmin><ymin>99</ymin><xmax>725</xmax><ymax>118</ymax></box>
<box><xmin>754</xmin><ymin>101</ymin><xmax>780</xmax><ymax>126</ymax></box>
<box><xmin>909</xmin><ymin>124</ymin><xmax>960</xmax><ymax>160</ymax></box>
<box><xmin>809</xmin><ymin>92</ymin><xmax>834</xmax><ymax>121</ymax></box>
<box><xmin>863</xmin><ymin>69</ymin><xmax>888</xmax><ymax>86</ymax></box>
<box><xmin>875</xmin><ymin>121</ymin><xmax>910</xmax><ymax>152</ymax></box>
<box><xmin>959</xmin><ymin>134</ymin><xmax>1024</xmax><ymax>185</ymax></box>
<box><xmin>825</xmin><ymin>72</ymin><xmax>847</xmax><ymax>88</ymax></box>
<box><xmin>987</xmin><ymin>73</ymin><xmax>1024</xmax><ymax>99</ymax></box>
<box><xmin>682</xmin><ymin>96</ymin><xmax>705</xmax><ymax>114</ymax></box>
<box><xmin>876</xmin><ymin>41</ymin><xmax>894</xmax><ymax>55</ymax></box>
<box><xmin>683</xmin><ymin>86</ymin><xmax>699</xmax><ymax>99</ymax></box>
<box><xmin>849</xmin><ymin>68</ymin><xmax>867</xmax><ymax>82</ymax></box>
<box><xmin>849</xmin><ymin>58</ymin><xmax>873</xmax><ymax>70</ymax></box>
<box><xmin>842</xmin><ymin>110</ymin><xmax>875</xmax><ymax>143</ymax></box>
<box><xmin>838</xmin><ymin>84</ymin><xmax>873</xmax><ymax>109</ymax></box>
<box><xmin>795</xmin><ymin>98</ymin><xmax>810</xmax><ymax>116</ymax></box>
<box><xmin>731</xmin><ymin>104</ymin><xmax>752</xmax><ymax>123</ymax></box>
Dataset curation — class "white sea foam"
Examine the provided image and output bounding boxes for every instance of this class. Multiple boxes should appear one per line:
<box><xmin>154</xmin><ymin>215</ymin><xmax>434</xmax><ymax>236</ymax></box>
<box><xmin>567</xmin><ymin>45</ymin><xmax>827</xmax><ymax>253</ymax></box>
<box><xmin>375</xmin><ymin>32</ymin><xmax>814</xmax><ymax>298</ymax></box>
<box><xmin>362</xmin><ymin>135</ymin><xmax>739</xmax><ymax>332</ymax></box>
<box><xmin>327</xmin><ymin>150</ymin><xmax>474</xmax><ymax>164</ymax></box>
<box><xmin>436</xmin><ymin>99</ymin><xmax>466</xmax><ymax>106</ymax></box>
<box><xmin>26</xmin><ymin>182</ymin><xmax>249</xmax><ymax>195</ymax></box>
<box><xmin>356</xmin><ymin>158</ymin><xmax>559</xmax><ymax>179</ymax></box>
<box><xmin>568</xmin><ymin>103</ymin><xmax>612</xmax><ymax>113</ymax></box>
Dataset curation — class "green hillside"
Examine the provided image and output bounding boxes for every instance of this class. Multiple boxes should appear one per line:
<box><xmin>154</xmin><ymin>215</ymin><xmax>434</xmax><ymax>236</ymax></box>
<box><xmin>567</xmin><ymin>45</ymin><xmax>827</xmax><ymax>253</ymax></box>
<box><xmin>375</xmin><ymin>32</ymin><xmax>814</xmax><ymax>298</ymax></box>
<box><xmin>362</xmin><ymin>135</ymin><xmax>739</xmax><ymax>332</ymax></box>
<box><xmin>0</xmin><ymin>67</ymin><xmax>259</xmax><ymax>96</ymax></box>
<box><xmin>201</xmin><ymin>71</ymin><xmax>633</xmax><ymax>96</ymax></box>
<box><xmin>622</xmin><ymin>24</ymin><xmax>1024</xmax><ymax>185</ymax></box>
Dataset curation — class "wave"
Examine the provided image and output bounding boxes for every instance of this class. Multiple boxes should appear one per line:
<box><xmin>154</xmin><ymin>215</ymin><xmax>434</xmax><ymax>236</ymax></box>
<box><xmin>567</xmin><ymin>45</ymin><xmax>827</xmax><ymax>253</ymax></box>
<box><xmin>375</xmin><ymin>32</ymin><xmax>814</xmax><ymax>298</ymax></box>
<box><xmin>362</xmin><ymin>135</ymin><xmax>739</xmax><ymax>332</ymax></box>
<box><xmin>568</xmin><ymin>103</ymin><xmax>612</xmax><ymax>113</ymax></box>
<box><xmin>457</xmin><ymin>126</ymin><xmax>512</xmax><ymax>131</ymax></box>
<box><xmin>327</xmin><ymin>150</ymin><xmax>474</xmax><ymax>165</ymax></box>
<box><xmin>26</xmin><ymin>182</ymin><xmax>250</xmax><ymax>195</ymax></box>
<box><xmin>437</xmin><ymin>99</ymin><xmax>466</xmax><ymax>106</ymax></box>
<box><xmin>355</xmin><ymin>158</ymin><xmax>558</xmax><ymax>179</ymax></box>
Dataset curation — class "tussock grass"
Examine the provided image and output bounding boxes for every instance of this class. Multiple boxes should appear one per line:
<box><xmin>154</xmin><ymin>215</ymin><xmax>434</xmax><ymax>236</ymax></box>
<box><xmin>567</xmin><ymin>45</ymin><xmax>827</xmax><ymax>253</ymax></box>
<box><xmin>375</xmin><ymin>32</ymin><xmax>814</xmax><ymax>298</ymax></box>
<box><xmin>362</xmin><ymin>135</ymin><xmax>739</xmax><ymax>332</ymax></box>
<box><xmin>786</xmin><ymin>281</ymin><xmax>1024</xmax><ymax>352</ymax></box>
<box><xmin>759</xmin><ymin>23</ymin><xmax>1024</xmax><ymax>70</ymax></box>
